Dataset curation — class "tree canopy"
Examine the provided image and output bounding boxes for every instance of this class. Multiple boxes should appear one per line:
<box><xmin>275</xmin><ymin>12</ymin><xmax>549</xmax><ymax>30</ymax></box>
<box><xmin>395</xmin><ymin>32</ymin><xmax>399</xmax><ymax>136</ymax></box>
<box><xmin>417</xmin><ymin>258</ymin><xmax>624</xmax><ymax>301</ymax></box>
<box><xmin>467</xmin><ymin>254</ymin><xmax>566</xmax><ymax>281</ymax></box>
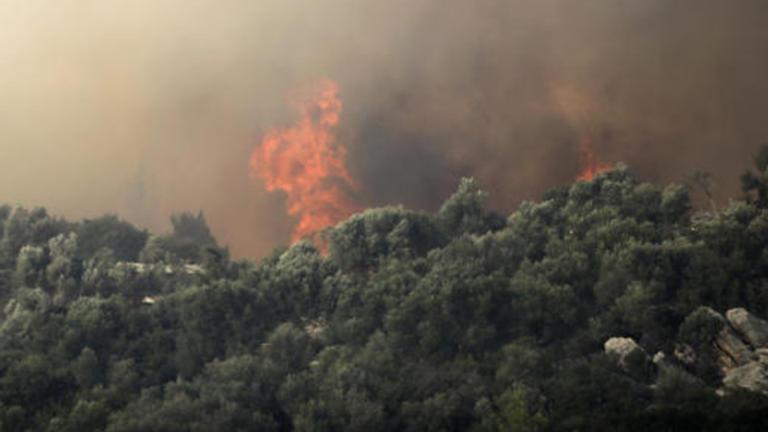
<box><xmin>2</xmin><ymin>154</ymin><xmax>768</xmax><ymax>431</ymax></box>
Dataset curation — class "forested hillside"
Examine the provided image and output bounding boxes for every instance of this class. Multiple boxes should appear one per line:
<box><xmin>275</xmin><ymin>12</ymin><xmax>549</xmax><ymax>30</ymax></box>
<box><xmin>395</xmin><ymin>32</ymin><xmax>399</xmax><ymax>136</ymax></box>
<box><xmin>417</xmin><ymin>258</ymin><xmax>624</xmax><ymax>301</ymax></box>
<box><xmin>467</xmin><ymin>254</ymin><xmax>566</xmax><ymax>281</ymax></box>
<box><xmin>3</xmin><ymin>155</ymin><xmax>768</xmax><ymax>431</ymax></box>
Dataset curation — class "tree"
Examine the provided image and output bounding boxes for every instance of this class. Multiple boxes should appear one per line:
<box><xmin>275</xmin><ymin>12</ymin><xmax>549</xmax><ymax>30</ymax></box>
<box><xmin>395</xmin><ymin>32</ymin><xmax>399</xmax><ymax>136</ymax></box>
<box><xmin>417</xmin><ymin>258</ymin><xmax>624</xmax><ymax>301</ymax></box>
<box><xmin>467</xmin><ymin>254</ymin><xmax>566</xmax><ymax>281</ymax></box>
<box><xmin>138</xmin><ymin>212</ymin><xmax>218</xmax><ymax>264</ymax></box>
<box><xmin>171</xmin><ymin>211</ymin><xmax>216</xmax><ymax>247</ymax></box>
<box><xmin>678</xmin><ymin>307</ymin><xmax>726</xmax><ymax>384</ymax></box>
<box><xmin>436</xmin><ymin>177</ymin><xmax>503</xmax><ymax>237</ymax></box>
<box><xmin>46</xmin><ymin>233</ymin><xmax>83</xmax><ymax>304</ymax></box>
<box><xmin>1</xmin><ymin>208</ymin><xmax>69</xmax><ymax>262</ymax></box>
<box><xmin>492</xmin><ymin>386</ymin><xmax>548</xmax><ymax>432</ymax></box>
<box><xmin>73</xmin><ymin>347</ymin><xmax>100</xmax><ymax>388</ymax></box>
<box><xmin>77</xmin><ymin>215</ymin><xmax>148</xmax><ymax>261</ymax></box>
<box><xmin>328</xmin><ymin>206</ymin><xmax>443</xmax><ymax>272</ymax></box>
<box><xmin>14</xmin><ymin>245</ymin><xmax>49</xmax><ymax>289</ymax></box>
<box><xmin>741</xmin><ymin>144</ymin><xmax>768</xmax><ymax>208</ymax></box>
<box><xmin>687</xmin><ymin>170</ymin><xmax>717</xmax><ymax>212</ymax></box>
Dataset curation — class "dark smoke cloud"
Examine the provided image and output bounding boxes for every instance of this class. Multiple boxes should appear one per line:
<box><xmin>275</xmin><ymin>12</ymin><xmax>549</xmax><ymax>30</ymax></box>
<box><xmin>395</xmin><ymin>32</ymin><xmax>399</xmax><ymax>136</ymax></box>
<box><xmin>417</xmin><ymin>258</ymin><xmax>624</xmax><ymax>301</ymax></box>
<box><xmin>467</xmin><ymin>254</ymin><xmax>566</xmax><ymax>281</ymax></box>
<box><xmin>341</xmin><ymin>0</ymin><xmax>768</xmax><ymax>212</ymax></box>
<box><xmin>1</xmin><ymin>1</ymin><xmax>767</xmax><ymax>257</ymax></box>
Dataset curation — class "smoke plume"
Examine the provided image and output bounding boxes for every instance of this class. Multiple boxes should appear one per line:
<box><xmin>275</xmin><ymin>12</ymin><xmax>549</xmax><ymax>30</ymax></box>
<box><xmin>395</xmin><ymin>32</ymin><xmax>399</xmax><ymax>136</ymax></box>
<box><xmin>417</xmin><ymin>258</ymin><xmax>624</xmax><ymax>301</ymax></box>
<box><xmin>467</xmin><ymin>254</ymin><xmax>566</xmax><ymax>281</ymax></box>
<box><xmin>1</xmin><ymin>1</ymin><xmax>768</xmax><ymax>257</ymax></box>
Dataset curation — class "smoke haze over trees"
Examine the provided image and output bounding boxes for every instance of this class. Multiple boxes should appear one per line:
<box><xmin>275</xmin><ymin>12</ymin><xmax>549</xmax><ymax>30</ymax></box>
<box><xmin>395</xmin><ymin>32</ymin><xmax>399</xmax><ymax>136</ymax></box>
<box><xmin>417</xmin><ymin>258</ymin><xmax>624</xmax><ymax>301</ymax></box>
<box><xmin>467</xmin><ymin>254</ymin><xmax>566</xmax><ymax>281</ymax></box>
<box><xmin>2</xmin><ymin>1</ymin><xmax>768</xmax><ymax>257</ymax></box>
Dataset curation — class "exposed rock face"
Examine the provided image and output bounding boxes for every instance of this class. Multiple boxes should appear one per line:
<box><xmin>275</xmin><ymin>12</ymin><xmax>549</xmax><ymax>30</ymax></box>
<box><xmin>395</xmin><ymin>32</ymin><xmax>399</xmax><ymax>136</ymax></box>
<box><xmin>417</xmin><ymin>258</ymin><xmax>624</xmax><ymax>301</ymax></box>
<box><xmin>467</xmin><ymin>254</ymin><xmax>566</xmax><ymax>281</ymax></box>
<box><xmin>714</xmin><ymin>322</ymin><xmax>755</xmax><ymax>371</ymax></box>
<box><xmin>726</xmin><ymin>308</ymin><xmax>768</xmax><ymax>348</ymax></box>
<box><xmin>689</xmin><ymin>306</ymin><xmax>755</xmax><ymax>372</ymax></box>
<box><xmin>606</xmin><ymin>309</ymin><xmax>768</xmax><ymax>397</ymax></box>
<box><xmin>723</xmin><ymin>357</ymin><xmax>768</xmax><ymax>394</ymax></box>
<box><xmin>717</xmin><ymin>309</ymin><xmax>768</xmax><ymax>396</ymax></box>
<box><xmin>758</xmin><ymin>348</ymin><xmax>768</xmax><ymax>360</ymax></box>
<box><xmin>604</xmin><ymin>337</ymin><xmax>645</xmax><ymax>367</ymax></box>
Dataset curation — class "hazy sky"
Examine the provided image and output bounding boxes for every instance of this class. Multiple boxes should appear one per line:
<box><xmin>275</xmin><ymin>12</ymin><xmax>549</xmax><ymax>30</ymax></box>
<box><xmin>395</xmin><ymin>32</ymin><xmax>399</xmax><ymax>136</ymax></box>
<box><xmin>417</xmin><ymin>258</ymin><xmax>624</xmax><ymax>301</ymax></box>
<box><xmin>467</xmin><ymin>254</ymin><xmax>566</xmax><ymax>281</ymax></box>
<box><xmin>2</xmin><ymin>1</ymin><xmax>768</xmax><ymax>257</ymax></box>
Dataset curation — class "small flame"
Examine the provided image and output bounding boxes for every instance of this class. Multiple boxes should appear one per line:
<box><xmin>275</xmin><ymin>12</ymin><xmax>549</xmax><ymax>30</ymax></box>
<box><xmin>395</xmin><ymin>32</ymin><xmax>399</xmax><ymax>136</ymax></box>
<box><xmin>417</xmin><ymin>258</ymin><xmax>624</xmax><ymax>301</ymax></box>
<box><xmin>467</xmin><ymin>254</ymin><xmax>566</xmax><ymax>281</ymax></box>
<box><xmin>577</xmin><ymin>135</ymin><xmax>610</xmax><ymax>181</ymax></box>
<box><xmin>250</xmin><ymin>79</ymin><xmax>359</xmax><ymax>243</ymax></box>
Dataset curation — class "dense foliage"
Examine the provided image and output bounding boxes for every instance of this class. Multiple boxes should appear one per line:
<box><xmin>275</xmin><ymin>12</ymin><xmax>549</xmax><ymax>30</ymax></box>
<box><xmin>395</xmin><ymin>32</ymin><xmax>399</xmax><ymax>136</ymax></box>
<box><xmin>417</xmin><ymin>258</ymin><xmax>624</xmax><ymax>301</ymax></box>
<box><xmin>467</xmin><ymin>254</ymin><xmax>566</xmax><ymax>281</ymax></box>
<box><xmin>3</xmin><ymin>159</ymin><xmax>768</xmax><ymax>431</ymax></box>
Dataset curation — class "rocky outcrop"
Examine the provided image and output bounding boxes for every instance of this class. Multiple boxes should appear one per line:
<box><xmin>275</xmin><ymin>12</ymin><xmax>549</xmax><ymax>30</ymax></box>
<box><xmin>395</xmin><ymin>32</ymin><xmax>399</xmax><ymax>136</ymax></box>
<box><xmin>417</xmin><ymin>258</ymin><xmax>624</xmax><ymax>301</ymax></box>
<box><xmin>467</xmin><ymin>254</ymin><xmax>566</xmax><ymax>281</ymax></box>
<box><xmin>605</xmin><ymin>308</ymin><xmax>768</xmax><ymax>397</ymax></box>
<box><xmin>714</xmin><ymin>321</ymin><xmax>755</xmax><ymax>371</ymax></box>
<box><xmin>716</xmin><ymin>309</ymin><xmax>768</xmax><ymax>396</ymax></box>
<box><xmin>686</xmin><ymin>306</ymin><xmax>755</xmax><ymax>372</ymax></box>
<box><xmin>726</xmin><ymin>308</ymin><xmax>768</xmax><ymax>348</ymax></box>
<box><xmin>723</xmin><ymin>357</ymin><xmax>768</xmax><ymax>394</ymax></box>
<box><xmin>604</xmin><ymin>337</ymin><xmax>646</xmax><ymax>368</ymax></box>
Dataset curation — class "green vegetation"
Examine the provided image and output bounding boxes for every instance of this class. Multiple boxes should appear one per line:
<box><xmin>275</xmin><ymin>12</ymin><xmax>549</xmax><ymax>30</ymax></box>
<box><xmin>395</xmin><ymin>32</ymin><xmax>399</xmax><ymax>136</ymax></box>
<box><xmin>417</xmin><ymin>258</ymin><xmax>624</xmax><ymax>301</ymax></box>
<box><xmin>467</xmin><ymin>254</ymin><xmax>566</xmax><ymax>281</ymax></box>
<box><xmin>3</xmin><ymin>157</ymin><xmax>768</xmax><ymax>431</ymax></box>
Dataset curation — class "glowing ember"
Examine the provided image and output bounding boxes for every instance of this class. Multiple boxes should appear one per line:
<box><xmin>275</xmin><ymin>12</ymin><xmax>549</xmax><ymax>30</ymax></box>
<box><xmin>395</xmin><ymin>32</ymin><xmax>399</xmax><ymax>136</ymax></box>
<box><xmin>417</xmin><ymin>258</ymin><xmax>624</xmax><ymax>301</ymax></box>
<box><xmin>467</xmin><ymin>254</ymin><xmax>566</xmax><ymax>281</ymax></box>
<box><xmin>577</xmin><ymin>135</ymin><xmax>610</xmax><ymax>181</ymax></box>
<box><xmin>250</xmin><ymin>79</ymin><xmax>359</xmax><ymax>243</ymax></box>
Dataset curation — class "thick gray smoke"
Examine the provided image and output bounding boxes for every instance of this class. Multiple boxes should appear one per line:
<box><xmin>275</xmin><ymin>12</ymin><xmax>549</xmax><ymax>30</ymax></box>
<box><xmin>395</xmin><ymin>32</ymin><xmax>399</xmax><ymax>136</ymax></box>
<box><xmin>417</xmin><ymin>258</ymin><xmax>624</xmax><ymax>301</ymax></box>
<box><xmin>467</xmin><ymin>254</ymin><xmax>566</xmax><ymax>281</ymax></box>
<box><xmin>1</xmin><ymin>1</ymin><xmax>767</xmax><ymax>257</ymax></box>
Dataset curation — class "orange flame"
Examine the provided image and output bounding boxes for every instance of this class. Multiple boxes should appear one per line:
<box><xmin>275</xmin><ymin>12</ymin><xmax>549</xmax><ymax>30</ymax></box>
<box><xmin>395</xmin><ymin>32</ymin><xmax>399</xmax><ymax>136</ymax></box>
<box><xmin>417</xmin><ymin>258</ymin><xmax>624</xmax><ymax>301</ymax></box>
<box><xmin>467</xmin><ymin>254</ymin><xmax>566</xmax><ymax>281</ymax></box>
<box><xmin>577</xmin><ymin>135</ymin><xmax>610</xmax><ymax>181</ymax></box>
<box><xmin>250</xmin><ymin>79</ymin><xmax>359</xmax><ymax>243</ymax></box>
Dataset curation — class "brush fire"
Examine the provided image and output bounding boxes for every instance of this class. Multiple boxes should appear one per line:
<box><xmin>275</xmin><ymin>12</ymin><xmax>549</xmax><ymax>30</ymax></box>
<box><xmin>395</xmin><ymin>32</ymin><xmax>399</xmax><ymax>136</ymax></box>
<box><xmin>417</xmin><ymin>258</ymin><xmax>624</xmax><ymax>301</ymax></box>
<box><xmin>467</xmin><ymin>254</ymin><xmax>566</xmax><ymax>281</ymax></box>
<box><xmin>250</xmin><ymin>79</ymin><xmax>360</xmax><ymax>243</ymax></box>
<box><xmin>577</xmin><ymin>135</ymin><xmax>610</xmax><ymax>181</ymax></box>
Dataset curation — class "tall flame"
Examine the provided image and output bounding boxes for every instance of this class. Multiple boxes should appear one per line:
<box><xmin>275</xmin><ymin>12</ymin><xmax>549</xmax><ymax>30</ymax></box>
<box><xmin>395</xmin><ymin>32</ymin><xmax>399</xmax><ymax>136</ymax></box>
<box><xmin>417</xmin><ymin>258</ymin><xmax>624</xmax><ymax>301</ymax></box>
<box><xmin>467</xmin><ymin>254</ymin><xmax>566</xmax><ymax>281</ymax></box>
<box><xmin>577</xmin><ymin>135</ymin><xmax>610</xmax><ymax>181</ymax></box>
<box><xmin>250</xmin><ymin>79</ymin><xmax>359</xmax><ymax>242</ymax></box>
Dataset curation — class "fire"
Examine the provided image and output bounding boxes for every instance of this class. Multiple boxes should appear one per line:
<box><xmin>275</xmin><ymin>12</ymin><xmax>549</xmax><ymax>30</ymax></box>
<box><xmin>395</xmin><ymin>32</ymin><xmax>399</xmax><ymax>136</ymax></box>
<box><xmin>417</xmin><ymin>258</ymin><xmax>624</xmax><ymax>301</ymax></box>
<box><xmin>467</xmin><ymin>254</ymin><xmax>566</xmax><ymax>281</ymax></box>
<box><xmin>250</xmin><ymin>79</ymin><xmax>359</xmax><ymax>243</ymax></box>
<box><xmin>577</xmin><ymin>135</ymin><xmax>610</xmax><ymax>181</ymax></box>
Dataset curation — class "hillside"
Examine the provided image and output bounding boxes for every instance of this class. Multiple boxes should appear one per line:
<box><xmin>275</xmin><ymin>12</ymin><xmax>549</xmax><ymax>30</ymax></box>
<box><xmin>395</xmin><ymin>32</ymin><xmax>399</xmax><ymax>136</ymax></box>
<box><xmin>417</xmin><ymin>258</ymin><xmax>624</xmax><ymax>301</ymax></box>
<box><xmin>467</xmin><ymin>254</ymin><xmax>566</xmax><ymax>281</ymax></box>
<box><xmin>3</xmin><ymin>158</ymin><xmax>768</xmax><ymax>431</ymax></box>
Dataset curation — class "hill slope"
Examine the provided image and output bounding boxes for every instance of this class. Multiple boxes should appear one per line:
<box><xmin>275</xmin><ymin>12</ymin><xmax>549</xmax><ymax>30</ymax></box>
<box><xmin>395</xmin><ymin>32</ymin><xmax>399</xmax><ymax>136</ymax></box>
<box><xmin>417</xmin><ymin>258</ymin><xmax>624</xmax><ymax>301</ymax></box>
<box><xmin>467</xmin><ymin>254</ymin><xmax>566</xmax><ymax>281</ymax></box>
<box><xmin>3</xmin><ymin>162</ymin><xmax>768</xmax><ymax>431</ymax></box>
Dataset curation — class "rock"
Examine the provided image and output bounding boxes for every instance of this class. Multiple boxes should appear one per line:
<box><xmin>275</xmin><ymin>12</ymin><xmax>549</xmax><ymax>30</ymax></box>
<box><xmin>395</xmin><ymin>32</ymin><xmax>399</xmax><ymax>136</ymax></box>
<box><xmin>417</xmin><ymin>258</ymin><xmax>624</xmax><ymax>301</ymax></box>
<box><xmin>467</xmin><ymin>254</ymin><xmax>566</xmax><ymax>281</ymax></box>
<box><xmin>702</xmin><ymin>308</ymin><xmax>756</xmax><ymax>371</ymax></box>
<box><xmin>303</xmin><ymin>319</ymin><xmax>325</xmax><ymax>339</ymax></box>
<box><xmin>674</xmin><ymin>343</ymin><xmax>696</xmax><ymax>365</ymax></box>
<box><xmin>726</xmin><ymin>308</ymin><xmax>768</xmax><ymax>348</ymax></box>
<box><xmin>141</xmin><ymin>296</ymin><xmax>157</xmax><ymax>305</ymax></box>
<box><xmin>757</xmin><ymin>348</ymin><xmax>768</xmax><ymax>360</ymax></box>
<box><xmin>605</xmin><ymin>337</ymin><xmax>645</xmax><ymax>367</ymax></box>
<box><xmin>674</xmin><ymin>308</ymin><xmax>768</xmax><ymax>396</ymax></box>
<box><xmin>652</xmin><ymin>351</ymin><xmax>676</xmax><ymax>371</ymax></box>
<box><xmin>716</xmin><ymin>327</ymin><xmax>755</xmax><ymax>371</ymax></box>
<box><xmin>722</xmin><ymin>357</ymin><xmax>768</xmax><ymax>396</ymax></box>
